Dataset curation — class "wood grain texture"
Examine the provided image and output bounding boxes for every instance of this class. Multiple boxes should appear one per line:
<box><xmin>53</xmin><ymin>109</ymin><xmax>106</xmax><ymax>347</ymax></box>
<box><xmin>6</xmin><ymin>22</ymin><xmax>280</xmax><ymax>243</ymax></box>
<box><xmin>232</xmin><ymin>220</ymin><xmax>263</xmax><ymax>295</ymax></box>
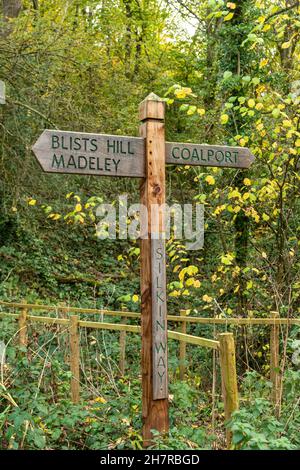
<box><xmin>218</xmin><ymin>333</ymin><xmax>239</xmax><ymax>448</ymax></box>
<box><xmin>139</xmin><ymin>93</ymin><xmax>165</xmax><ymax>121</ymax></box>
<box><xmin>139</xmin><ymin>93</ymin><xmax>169</xmax><ymax>445</ymax></box>
<box><xmin>1</xmin><ymin>303</ymin><xmax>299</xmax><ymax>325</ymax></box>
<box><xmin>179</xmin><ymin>309</ymin><xmax>187</xmax><ymax>380</ymax></box>
<box><xmin>151</xmin><ymin>238</ymin><xmax>168</xmax><ymax>399</ymax></box>
<box><xmin>119</xmin><ymin>307</ymin><xmax>127</xmax><ymax>376</ymax></box>
<box><xmin>18</xmin><ymin>308</ymin><xmax>28</xmax><ymax>347</ymax></box>
<box><xmin>32</xmin><ymin>130</ymin><xmax>145</xmax><ymax>178</ymax></box>
<box><xmin>0</xmin><ymin>310</ymin><xmax>221</xmax><ymax>348</ymax></box>
<box><xmin>166</xmin><ymin>141</ymin><xmax>255</xmax><ymax>168</ymax></box>
<box><xmin>0</xmin><ymin>80</ymin><xmax>5</xmax><ymax>104</ymax></box>
<box><xmin>69</xmin><ymin>315</ymin><xmax>80</xmax><ymax>403</ymax></box>
<box><xmin>270</xmin><ymin>321</ymin><xmax>280</xmax><ymax>408</ymax></box>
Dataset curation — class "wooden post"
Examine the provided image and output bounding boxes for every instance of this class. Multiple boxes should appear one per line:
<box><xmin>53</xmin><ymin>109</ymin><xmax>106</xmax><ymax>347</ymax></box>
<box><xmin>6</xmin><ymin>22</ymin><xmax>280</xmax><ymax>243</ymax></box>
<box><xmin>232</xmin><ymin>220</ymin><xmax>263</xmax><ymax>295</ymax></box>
<box><xmin>119</xmin><ymin>307</ymin><xmax>127</xmax><ymax>375</ymax></box>
<box><xmin>218</xmin><ymin>333</ymin><xmax>239</xmax><ymax>448</ymax></box>
<box><xmin>69</xmin><ymin>315</ymin><xmax>80</xmax><ymax>403</ymax></box>
<box><xmin>18</xmin><ymin>307</ymin><xmax>28</xmax><ymax>347</ymax></box>
<box><xmin>139</xmin><ymin>93</ymin><xmax>169</xmax><ymax>445</ymax></box>
<box><xmin>179</xmin><ymin>309</ymin><xmax>187</xmax><ymax>380</ymax></box>
<box><xmin>270</xmin><ymin>322</ymin><xmax>280</xmax><ymax>408</ymax></box>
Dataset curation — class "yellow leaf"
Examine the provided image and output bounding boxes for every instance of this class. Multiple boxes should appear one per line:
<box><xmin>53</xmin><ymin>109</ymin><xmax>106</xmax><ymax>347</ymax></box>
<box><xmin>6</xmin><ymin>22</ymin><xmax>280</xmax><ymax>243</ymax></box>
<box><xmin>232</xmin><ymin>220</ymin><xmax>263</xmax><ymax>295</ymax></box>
<box><xmin>224</xmin><ymin>12</ymin><xmax>234</xmax><ymax>21</ymax></box>
<box><xmin>295</xmin><ymin>139</ymin><xmax>300</xmax><ymax>147</ymax></box>
<box><xmin>48</xmin><ymin>213</ymin><xmax>61</xmax><ymax>220</ymax></box>
<box><xmin>187</xmin><ymin>265</ymin><xmax>198</xmax><ymax>276</ymax></box>
<box><xmin>185</xmin><ymin>277</ymin><xmax>194</xmax><ymax>287</ymax></box>
<box><xmin>259</xmin><ymin>58</ymin><xmax>268</xmax><ymax>68</ymax></box>
<box><xmin>174</xmin><ymin>90</ymin><xmax>186</xmax><ymax>99</ymax></box>
<box><xmin>220</xmin><ymin>113</ymin><xmax>229</xmax><ymax>124</ymax></box>
<box><xmin>262</xmin><ymin>24</ymin><xmax>271</xmax><ymax>32</ymax></box>
<box><xmin>228</xmin><ymin>189</ymin><xmax>240</xmax><ymax>199</ymax></box>
<box><xmin>169</xmin><ymin>290</ymin><xmax>180</xmax><ymax>297</ymax></box>
<box><xmin>174</xmin><ymin>87</ymin><xmax>192</xmax><ymax>99</ymax></box>
<box><xmin>257</xmin><ymin>16</ymin><xmax>265</xmax><ymax>23</ymax></box>
<box><xmin>281</xmin><ymin>41</ymin><xmax>291</xmax><ymax>49</ymax></box>
<box><xmin>221</xmin><ymin>253</ymin><xmax>234</xmax><ymax>265</ymax></box>
<box><xmin>179</xmin><ymin>268</ymin><xmax>187</xmax><ymax>282</ymax></box>
<box><xmin>94</xmin><ymin>396</ymin><xmax>107</xmax><ymax>404</ymax></box>
<box><xmin>205</xmin><ymin>175</ymin><xmax>215</xmax><ymax>185</ymax></box>
<box><xmin>187</xmin><ymin>105</ymin><xmax>196</xmax><ymax>115</ymax></box>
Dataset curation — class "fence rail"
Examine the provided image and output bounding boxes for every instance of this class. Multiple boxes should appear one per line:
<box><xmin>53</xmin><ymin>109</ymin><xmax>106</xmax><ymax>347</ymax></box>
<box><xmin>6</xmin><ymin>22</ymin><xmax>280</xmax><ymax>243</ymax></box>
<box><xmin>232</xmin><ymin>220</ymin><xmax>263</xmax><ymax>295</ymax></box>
<box><xmin>1</xmin><ymin>301</ymin><xmax>299</xmax><ymax>325</ymax></box>
<box><xmin>0</xmin><ymin>301</ymin><xmax>237</xmax><ymax>447</ymax></box>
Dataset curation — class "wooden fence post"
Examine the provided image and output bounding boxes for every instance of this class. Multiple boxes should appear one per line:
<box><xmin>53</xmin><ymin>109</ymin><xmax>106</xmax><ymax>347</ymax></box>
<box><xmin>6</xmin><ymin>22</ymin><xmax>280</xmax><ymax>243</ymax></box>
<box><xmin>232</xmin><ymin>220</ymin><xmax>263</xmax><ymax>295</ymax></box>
<box><xmin>69</xmin><ymin>315</ymin><xmax>80</xmax><ymax>403</ymax></box>
<box><xmin>119</xmin><ymin>307</ymin><xmax>127</xmax><ymax>375</ymax></box>
<box><xmin>270</xmin><ymin>322</ymin><xmax>280</xmax><ymax>408</ymax></box>
<box><xmin>218</xmin><ymin>332</ymin><xmax>239</xmax><ymax>448</ymax></box>
<box><xmin>179</xmin><ymin>309</ymin><xmax>187</xmax><ymax>380</ymax></box>
<box><xmin>139</xmin><ymin>93</ymin><xmax>169</xmax><ymax>445</ymax></box>
<box><xmin>18</xmin><ymin>307</ymin><xmax>28</xmax><ymax>348</ymax></box>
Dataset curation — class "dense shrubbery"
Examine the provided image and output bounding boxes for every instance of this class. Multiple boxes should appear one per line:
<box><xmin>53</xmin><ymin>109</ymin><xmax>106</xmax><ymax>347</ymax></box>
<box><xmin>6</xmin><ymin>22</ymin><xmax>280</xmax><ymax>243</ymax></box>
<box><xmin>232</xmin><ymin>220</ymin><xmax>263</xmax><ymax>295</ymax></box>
<box><xmin>1</xmin><ymin>0</ymin><xmax>299</xmax><ymax>450</ymax></box>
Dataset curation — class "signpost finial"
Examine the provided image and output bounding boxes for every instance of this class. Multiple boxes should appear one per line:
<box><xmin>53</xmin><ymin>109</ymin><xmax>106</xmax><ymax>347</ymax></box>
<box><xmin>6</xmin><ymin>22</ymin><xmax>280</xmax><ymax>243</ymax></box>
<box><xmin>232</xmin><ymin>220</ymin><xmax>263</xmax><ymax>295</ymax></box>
<box><xmin>143</xmin><ymin>92</ymin><xmax>163</xmax><ymax>102</ymax></box>
<box><xmin>139</xmin><ymin>92</ymin><xmax>165</xmax><ymax>121</ymax></box>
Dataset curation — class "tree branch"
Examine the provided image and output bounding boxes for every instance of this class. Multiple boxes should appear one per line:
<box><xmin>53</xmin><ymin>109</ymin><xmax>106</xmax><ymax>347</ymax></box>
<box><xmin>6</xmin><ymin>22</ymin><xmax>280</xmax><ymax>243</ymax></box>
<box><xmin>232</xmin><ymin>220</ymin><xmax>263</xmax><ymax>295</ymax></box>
<box><xmin>266</xmin><ymin>1</ymin><xmax>299</xmax><ymax>22</ymax></box>
<box><xmin>6</xmin><ymin>97</ymin><xmax>57</xmax><ymax>128</ymax></box>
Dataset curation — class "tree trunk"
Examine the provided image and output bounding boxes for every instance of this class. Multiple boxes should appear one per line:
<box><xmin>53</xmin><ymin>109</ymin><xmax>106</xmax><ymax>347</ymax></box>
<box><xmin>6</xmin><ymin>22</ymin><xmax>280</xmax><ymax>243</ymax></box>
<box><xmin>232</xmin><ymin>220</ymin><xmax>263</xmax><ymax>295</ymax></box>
<box><xmin>217</xmin><ymin>0</ymin><xmax>251</xmax><ymax>316</ymax></box>
<box><xmin>1</xmin><ymin>0</ymin><xmax>22</xmax><ymax>36</ymax></box>
<box><xmin>2</xmin><ymin>0</ymin><xmax>22</xmax><ymax>19</ymax></box>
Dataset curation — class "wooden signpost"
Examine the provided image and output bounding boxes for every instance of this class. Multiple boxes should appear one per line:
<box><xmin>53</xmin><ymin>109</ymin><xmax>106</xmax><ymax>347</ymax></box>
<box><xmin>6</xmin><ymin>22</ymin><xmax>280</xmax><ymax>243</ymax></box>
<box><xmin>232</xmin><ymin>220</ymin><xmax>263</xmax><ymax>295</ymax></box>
<box><xmin>166</xmin><ymin>141</ymin><xmax>254</xmax><ymax>169</ymax></box>
<box><xmin>139</xmin><ymin>94</ymin><xmax>169</xmax><ymax>442</ymax></box>
<box><xmin>32</xmin><ymin>130</ymin><xmax>145</xmax><ymax>178</ymax></box>
<box><xmin>32</xmin><ymin>92</ymin><xmax>255</xmax><ymax>445</ymax></box>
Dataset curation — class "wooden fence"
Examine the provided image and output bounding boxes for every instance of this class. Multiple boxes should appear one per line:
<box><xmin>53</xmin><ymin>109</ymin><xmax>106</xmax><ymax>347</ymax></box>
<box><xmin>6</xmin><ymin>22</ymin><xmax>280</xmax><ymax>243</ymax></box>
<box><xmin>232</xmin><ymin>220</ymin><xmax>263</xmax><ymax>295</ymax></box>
<box><xmin>2</xmin><ymin>301</ymin><xmax>298</xmax><ymax>445</ymax></box>
<box><xmin>0</xmin><ymin>301</ymin><xmax>239</xmax><ymax>447</ymax></box>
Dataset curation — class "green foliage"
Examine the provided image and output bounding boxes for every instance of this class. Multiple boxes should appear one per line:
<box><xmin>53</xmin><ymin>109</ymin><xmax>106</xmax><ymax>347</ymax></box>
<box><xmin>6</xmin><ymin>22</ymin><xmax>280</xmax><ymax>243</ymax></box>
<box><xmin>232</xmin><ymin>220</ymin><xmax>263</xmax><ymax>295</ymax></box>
<box><xmin>228</xmin><ymin>371</ymin><xmax>300</xmax><ymax>450</ymax></box>
<box><xmin>1</xmin><ymin>0</ymin><xmax>300</xmax><ymax>451</ymax></box>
